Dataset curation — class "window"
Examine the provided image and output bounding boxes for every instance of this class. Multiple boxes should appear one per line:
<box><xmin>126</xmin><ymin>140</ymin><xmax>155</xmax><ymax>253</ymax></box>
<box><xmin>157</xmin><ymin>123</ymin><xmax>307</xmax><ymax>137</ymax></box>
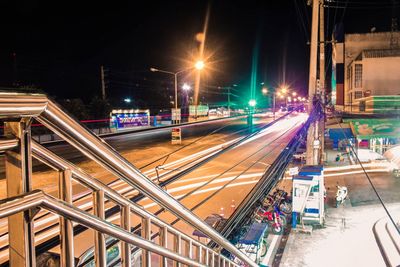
<box><xmin>354</xmin><ymin>91</ymin><xmax>363</xmax><ymax>99</ymax></box>
<box><xmin>347</xmin><ymin>66</ymin><xmax>351</xmax><ymax>89</ymax></box>
<box><xmin>355</xmin><ymin>64</ymin><xmax>362</xmax><ymax>88</ymax></box>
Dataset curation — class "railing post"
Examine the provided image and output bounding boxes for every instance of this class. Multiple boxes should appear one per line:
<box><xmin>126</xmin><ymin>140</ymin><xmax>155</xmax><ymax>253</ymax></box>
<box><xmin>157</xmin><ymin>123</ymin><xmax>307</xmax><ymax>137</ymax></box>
<box><xmin>160</xmin><ymin>226</ymin><xmax>168</xmax><ymax>267</ymax></box>
<box><xmin>141</xmin><ymin>217</ymin><xmax>151</xmax><ymax>267</ymax></box>
<box><xmin>59</xmin><ymin>169</ymin><xmax>74</xmax><ymax>267</ymax></box>
<box><xmin>205</xmin><ymin>249</ymin><xmax>209</xmax><ymax>266</ymax></box>
<box><xmin>5</xmin><ymin>121</ymin><xmax>35</xmax><ymax>267</ymax></box>
<box><xmin>120</xmin><ymin>205</ymin><xmax>131</xmax><ymax>267</ymax></box>
<box><xmin>93</xmin><ymin>190</ymin><xmax>106</xmax><ymax>267</ymax></box>
<box><xmin>173</xmin><ymin>235</ymin><xmax>182</xmax><ymax>267</ymax></box>
<box><xmin>186</xmin><ymin>240</ymin><xmax>192</xmax><ymax>260</ymax></box>
<box><xmin>198</xmin><ymin>246</ymin><xmax>203</xmax><ymax>264</ymax></box>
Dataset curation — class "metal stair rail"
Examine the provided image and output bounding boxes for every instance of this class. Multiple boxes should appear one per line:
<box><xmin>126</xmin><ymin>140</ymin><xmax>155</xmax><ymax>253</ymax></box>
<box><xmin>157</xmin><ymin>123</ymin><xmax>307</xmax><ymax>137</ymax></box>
<box><xmin>0</xmin><ymin>92</ymin><xmax>257</xmax><ymax>267</ymax></box>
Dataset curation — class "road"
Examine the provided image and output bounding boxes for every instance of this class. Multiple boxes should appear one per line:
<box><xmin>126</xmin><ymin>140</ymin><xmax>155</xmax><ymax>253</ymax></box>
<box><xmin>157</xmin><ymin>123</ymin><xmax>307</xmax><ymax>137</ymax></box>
<box><xmin>0</xmin><ymin>114</ymin><xmax>305</xmax><ymax>264</ymax></box>
<box><xmin>67</xmin><ymin>112</ymin><xmax>308</xmax><ymax>265</ymax></box>
<box><xmin>0</xmin><ymin>113</ymin><xmax>281</xmax><ymax>263</ymax></box>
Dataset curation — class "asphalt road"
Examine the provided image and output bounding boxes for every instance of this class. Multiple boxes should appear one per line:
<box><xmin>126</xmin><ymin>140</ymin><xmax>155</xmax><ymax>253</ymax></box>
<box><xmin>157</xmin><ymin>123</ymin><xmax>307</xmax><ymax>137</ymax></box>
<box><xmin>0</xmin><ymin>112</ymin><xmax>311</xmax><ymax>265</ymax></box>
<box><xmin>0</xmin><ymin>114</ymin><xmax>282</xmax><ymax>263</ymax></box>
<box><xmin>67</xmin><ymin>112</ymin><xmax>308</xmax><ymax>265</ymax></box>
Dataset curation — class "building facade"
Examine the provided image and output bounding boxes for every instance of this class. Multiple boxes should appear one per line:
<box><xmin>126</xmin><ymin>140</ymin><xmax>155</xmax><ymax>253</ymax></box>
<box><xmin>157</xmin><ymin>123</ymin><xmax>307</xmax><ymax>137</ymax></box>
<box><xmin>332</xmin><ymin>30</ymin><xmax>400</xmax><ymax>113</ymax></box>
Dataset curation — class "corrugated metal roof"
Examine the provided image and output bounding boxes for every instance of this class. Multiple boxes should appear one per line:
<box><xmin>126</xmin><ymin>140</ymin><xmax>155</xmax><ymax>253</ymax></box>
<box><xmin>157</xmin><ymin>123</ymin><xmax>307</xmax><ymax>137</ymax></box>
<box><xmin>362</xmin><ymin>49</ymin><xmax>400</xmax><ymax>58</ymax></box>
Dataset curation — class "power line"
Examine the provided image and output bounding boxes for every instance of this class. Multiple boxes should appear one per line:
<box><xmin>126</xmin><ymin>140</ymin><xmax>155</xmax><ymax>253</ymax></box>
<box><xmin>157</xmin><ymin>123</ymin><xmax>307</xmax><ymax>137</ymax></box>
<box><xmin>332</xmin><ymin>112</ymin><xmax>400</xmax><ymax>235</ymax></box>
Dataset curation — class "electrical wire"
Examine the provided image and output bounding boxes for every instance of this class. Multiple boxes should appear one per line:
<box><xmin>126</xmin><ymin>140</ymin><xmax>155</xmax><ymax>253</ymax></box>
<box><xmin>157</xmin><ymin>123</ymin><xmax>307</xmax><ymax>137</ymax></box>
<box><xmin>145</xmin><ymin>117</ymin><xmax>302</xmax><ymax>221</ymax></box>
<box><xmin>331</xmin><ymin>111</ymin><xmax>400</xmax><ymax>234</ymax></box>
<box><xmin>166</xmin><ymin>122</ymin><xmax>301</xmax><ymax>226</ymax></box>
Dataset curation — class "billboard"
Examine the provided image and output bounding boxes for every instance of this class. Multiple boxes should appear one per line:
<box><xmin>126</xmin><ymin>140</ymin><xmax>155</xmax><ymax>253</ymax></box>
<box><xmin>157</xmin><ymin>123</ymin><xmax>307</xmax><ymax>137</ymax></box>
<box><xmin>189</xmin><ymin>105</ymin><xmax>209</xmax><ymax>117</ymax></box>
<box><xmin>110</xmin><ymin>109</ymin><xmax>150</xmax><ymax>130</ymax></box>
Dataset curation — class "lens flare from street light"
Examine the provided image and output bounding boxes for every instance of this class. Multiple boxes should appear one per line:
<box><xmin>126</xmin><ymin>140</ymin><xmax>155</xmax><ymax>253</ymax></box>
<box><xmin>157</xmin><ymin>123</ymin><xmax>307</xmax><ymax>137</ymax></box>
<box><xmin>195</xmin><ymin>60</ymin><xmax>205</xmax><ymax>70</ymax></box>
<box><xmin>248</xmin><ymin>99</ymin><xmax>256</xmax><ymax>107</ymax></box>
<box><xmin>262</xmin><ymin>88</ymin><xmax>268</xmax><ymax>95</ymax></box>
<box><xmin>292</xmin><ymin>92</ymin><xmax>297</xmax><ymax>96</ymax></box>
<box><xmin>182</xmin><ymin>83</ymin><xmax>191</xmax><ymax>91</ymax></box>
<box><xmin>281</xmin><ymin>87</ymin><xmax>288</xmax><ymax>94</ymax></box>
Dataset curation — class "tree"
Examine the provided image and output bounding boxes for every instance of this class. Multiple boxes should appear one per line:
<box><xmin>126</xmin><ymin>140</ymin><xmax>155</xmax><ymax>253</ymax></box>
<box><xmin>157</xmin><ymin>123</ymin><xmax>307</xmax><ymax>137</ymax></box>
<box><xmin>60</xmin><ymin>98</ymin><xmax>89</xmax><ymax>120</ymax></box>
<box><xmin>88</xmin><ymin>96</ymin><xmax>111</xmax><ymax>119</ymax></box>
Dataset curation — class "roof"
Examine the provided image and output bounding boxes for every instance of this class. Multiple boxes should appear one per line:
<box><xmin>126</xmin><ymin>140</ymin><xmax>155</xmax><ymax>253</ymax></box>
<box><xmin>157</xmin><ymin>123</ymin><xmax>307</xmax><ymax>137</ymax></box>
<box><xmin>293</xmin><ymin>175</ymin><xmax>314</xmax><ymax>181</ymax></box>
<box><xmin>384</xmin><ymin>145</ymin><xmax>400</xmax><ymax>169</ymax></box>
<box><xmin>356</xmin><ymin>49</ymin><xmax>400</xmax><ymax>60</ymax></box>
<box><xmin>298</xmin><ymin>165</ymin><xmax>323</xmax><ymax>176</ymax></box>
<box><xmin>238</xmin><ymin>222</ymin><xmax>268</xmax><ymax>245</ymax></box>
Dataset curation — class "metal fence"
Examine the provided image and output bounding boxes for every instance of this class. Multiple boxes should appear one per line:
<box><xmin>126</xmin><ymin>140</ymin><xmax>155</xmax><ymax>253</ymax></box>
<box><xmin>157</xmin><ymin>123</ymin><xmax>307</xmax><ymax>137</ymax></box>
<box><xmin>0</xmin><ymin>93</ymin><xmax>256</xmax><ymax>267</ymax></box>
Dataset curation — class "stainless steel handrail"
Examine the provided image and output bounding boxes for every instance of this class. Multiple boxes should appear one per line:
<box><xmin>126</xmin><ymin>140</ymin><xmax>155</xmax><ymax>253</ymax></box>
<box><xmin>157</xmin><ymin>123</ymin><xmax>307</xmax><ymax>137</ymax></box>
<box><xmin>0</xmin><ymin>137</ymin><xmax>19</xmax><ymax>152</ymax></box>
<box><xmin>31</xmin><ymin>140</ymin><xmax>238</xmax><ymax>266</ymax></box>
<box><xmin>0</xmin><ymin>190</ymin><xmax>205</xmax><ymax>267</ymax></box>
<box><xmin>0</xmin><ymin>93</ymin><xmax>256</xmax><ymax>266</ymax></box>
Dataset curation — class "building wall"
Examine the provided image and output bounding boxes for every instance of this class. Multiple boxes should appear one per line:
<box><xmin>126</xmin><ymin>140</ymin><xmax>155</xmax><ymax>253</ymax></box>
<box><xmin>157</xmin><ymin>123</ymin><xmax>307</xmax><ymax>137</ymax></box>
<box><xmin>363</xmin><ymin>57</ymin><xmax>400</xmax><ymax>95</ymax></box>
<box><xmin>342</xmin><ymin>31</ymin><xmax>400</xmax><ymax>111</ymax></box>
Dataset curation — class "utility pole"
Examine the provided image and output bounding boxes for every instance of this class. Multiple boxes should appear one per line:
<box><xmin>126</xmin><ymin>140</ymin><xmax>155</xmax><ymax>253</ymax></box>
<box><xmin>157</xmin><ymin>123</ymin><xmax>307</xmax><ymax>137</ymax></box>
<box><xmin>306</xmin><ymin>0</ymin><xmax>320</xmax><ymax>165</ymax></box>
<box><xmin>319</xmin><ymin>0</ymin><xmax>325</xmax><ymax>163</ymax></box>
<box><xmin>100</xmin><ymin>65</ymin><xmax>106</xmax><ymax>100</ymax></box>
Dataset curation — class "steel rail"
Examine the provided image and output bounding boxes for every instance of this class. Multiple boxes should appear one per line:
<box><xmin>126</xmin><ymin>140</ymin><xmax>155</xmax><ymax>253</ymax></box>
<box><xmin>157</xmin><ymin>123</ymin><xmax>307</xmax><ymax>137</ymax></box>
<box><xmin>0</xmin><ymin>190</ymin><xmax>205</xmax><ymax>267</ymax></box>
<box><xmin>215</xmin><ymin>106</ymin><xmax>321</xmax><ymax>246</ymax></box>
<box><xmin>0</xmin><ymin>93</ymin><xmax>256</xmax><ymax>267</ymax></box>
<box><xmin>31</xmin><ymin>140</ymin><xmax>236</xmax><ymax>262</ymax></box>
<box><xmin>22</xmin><ymin>116</ymin><xmax>280</xmax><ymax>264</ymax></box>
<box><xmin>0</xmin><ymin>138</ymin><xmax>18</xmax><ymax>152</ymax></box>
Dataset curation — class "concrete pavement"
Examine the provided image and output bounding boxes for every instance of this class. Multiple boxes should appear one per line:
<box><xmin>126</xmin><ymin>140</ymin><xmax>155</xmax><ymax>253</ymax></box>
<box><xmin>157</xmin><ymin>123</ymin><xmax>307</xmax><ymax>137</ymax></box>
<box><xmin>279</xmin><ymin>142</ymin><xmax>400</xmax><ymax>267</ymax></box>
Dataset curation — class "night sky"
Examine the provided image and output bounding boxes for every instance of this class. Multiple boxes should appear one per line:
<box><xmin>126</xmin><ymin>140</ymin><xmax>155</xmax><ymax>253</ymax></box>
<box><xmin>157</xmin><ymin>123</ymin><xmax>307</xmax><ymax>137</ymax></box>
<box><xmin>0</xmin><ymin>0</ymin><xmax>398</xmax><ymax>109</ymax></box>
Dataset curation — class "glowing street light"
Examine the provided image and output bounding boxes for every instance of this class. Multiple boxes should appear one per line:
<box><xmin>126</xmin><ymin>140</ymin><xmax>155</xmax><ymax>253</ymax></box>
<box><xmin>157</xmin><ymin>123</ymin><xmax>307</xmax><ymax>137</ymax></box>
<box><xmin>124</xmin><ymin>98</ymin><xmax>131</xmax><ymax>103</ymax></box>
<box><xmin>150</xmin><ymin>63</ymin><xmax>204</xmax><ymax>124</ymax></box>
<box><xmin>292</xmin><ymin>92</ymin><xmax>297</xmax><ymax>97</ymax></box>
<box><xmin>281</xmin><ymin>87</ymin><xmax>288</xmax><ymax>94</ymax></box>
<box><xmin>248</xmin><ymin>99</ymin><xmax>257</xmax><ymax>107</ymax></box>
<box><xmin>195</xmin><ymin>60</ymin><xmax>205</xmax><ymax>70</ymax></box>
<box><xmin>262</xmin><ymin>87</ymin><xmax>268</xmax><ymax>95</ymax></box>
<box><xmin>182</xmin><ymin>83</ymin><xmax>191</xmax><ymax>91</ymax></box>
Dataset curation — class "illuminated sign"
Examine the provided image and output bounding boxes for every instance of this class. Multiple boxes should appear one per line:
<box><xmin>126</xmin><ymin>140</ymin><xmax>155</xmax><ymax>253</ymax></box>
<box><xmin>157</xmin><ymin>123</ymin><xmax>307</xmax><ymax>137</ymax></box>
<box><xmin>110</xmin><ymin>109</ymin><xmax>150</xmax><ymax>129</ymax></box>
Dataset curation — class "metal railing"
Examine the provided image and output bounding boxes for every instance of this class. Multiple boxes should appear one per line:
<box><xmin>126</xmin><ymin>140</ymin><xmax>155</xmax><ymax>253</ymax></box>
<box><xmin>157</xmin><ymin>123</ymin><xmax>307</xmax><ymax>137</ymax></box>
<box><xmin>0</xmin><ymin>93</ymin><xmax>257</xmax><ymax>267</ymax></box>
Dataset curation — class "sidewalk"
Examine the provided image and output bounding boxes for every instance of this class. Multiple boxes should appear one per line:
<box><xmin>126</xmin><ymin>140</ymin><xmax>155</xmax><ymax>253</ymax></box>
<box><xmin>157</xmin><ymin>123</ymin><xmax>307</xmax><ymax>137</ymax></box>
<box><xmin>279</xmin><ymin>203</ymin><xmax>388</xmax><ymax>267</ymax></box>
<box><xmin>278</xmin><ymin>140</ymin><xmax>398</xmax><ymax>267</ymax></box>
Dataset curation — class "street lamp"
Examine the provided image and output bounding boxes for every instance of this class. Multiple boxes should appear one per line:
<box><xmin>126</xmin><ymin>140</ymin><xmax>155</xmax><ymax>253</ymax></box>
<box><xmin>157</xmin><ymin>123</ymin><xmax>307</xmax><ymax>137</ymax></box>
<box><xmin>150</xmin><ymin>63</ymin><xmax>204</xmax><ymax>123</ymax></box>
<box><xmin>262</xmin><ymin>87</ymin><xmax>268</xmax><ymax>95</ymax></box>
<box><xmin>248</xmin><ymin>99</ymin><xmax>256</xmax><ymax>107</ymax></box>
<box><xmin>182</xmin><ymin>83</ymin><xmax>191</xmax><ymax>91</ymax></box>
<box><xmin>260</xmin><ymin>88</ymin><xmax>277</xmax><ymax>120</ymax></box>
<box><xmin>195</xmin><ymin>60</ymin><xmax>205</xmax><ymax>70</ymax></box>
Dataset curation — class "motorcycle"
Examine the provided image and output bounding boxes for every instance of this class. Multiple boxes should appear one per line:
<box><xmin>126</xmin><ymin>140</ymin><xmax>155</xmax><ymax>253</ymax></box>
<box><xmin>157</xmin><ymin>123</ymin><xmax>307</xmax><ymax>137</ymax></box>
<box><xmin>254</xmin><ymin>205</ymin><xmax>286</xmax><ymax>235</ymax></box>
<box><xmin>262</xmin><ymin>189</ymin><xmax>292</xmax><ymax>215</ymax></box>
<box><xmin>335</xmin><ymin>185</ymin><xmax>348</xmax><ymax>208</ymax></box>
